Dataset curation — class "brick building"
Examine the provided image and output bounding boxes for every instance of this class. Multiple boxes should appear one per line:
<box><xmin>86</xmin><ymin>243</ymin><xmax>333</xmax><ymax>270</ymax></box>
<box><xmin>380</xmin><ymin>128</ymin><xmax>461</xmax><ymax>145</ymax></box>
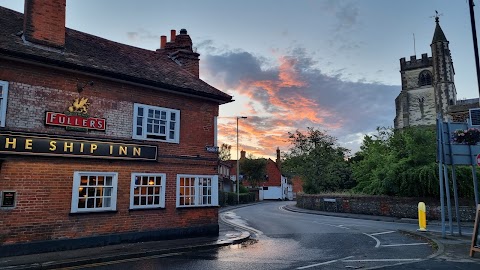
<box><xmin>235</xmin><ymin>148</ymin><xmax>292</xmax><ymax>200</ymax></box>
<box><xmin>0</xmin><ymin>0</ymin><xmax>232</xmax><ymax>256</ymax></box>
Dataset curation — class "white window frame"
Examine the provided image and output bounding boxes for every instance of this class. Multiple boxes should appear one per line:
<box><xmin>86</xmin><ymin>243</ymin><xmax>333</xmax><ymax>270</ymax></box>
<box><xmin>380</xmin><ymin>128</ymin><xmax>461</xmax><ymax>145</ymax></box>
<box><xmin>176</xmin><ymin>174</ymin><xmax>218</xmax><ymax>208</ymax></box>
<box><xmin>132</xmin><ymin>103</ymin><xmax>180</xmax><ymax>143</ymax></box>
<box><xmin>130</xmin><ymin>173</ymin><xmax>166</xmax><ymax>209</ymax></box>
<box><xmin>71</xmin><ymin>171</ymin><xmax>118</xmax><ymax>213</ymax></box>
<box><xmin>0</xmin><ymin>81</ymin><xmax>9</xmax><ymax>127</ymax></box>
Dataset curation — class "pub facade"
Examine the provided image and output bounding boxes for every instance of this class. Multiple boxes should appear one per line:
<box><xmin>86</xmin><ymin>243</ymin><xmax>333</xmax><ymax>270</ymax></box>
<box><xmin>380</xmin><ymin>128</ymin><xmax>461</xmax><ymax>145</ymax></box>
<box><xmin>0</xmin><ymin>0</ymin><xmax>232</xmax><ymax>256</ymax></box>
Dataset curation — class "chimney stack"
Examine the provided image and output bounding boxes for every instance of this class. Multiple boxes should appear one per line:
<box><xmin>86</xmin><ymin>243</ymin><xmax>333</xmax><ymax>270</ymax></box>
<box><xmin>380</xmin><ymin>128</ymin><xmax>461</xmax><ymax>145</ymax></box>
<box><xmin>23</xmin><ymin>0</ymin><xmax>66</xmax><ymax>48</ymax></box>
<box><xmin>160</xmin><ymin>28</ymin><xmax>200</xmax><ymax>77</ymax></box>
<box><xmin>160</xmin><ymin>35</ymin><xmax>167</xmax><ymax>49</ymax></box>
<box><xmin>240</xmin><ymin>150</ymin><xmax>246</xmax><ymax>160</ymax></box>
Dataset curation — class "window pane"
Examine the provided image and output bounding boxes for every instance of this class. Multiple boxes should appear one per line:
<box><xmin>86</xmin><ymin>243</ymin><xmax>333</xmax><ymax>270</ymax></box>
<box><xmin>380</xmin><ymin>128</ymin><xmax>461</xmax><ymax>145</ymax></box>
<box><xmin>170</xmin><ymin>122</ymin><xmax>175</xmax><ymax>130</ymax></box>
<box><xmin>78</xmin><ymin>198</ymin><xmax>86</xmax><ymax>208</ymax></box>
<box><xmin>104</xmin><ymin>187</ymin><xmax>112</xmax><ymax>196</ymax></box>
<box><xmin>141</xmin><ymin>176</ymin><xmax>148</xmax><ymax>185</ymax></box>
<box><xmin>79</xmin><ymin>187</ymin><xmax>86</xmax><ymax>197</ymax></box>
<box><xmin>104</xmin><ymin>198</ymin><xmax>111</xmax><ymax>207</ymax></box>
<box><xmin>140</xmin><ymin>187</ymin><xmax>146</xmax><ymax>195</ymax></box>
<box><xmin>88</xmin><ymin>176</ymin><xmax>96</xmax><ymax>186</ymax></box>
<box><xmin>147</xmin><ymin>124</ymin><xmax>152</xmax><ymax>133</ymax></box>
<box><xmin>140</xmin><ymin>197</ymin><xmax>146</xmax><ymax>205</ymax></box>
<box><xmin>96</xmin><ymin>188</ymin><xmax>102</xmax><ymax>196</ymax></box>
<box><xmin>155</xmin><ymin>177</ymin><xmax>161</xmax><ymax>185</ymax></box>
<box><xmin>169</xmin><ymin>131</ymin><xmax>175</xmax><ymax>139</ymax></box>
<box><xmin>87</xmin><ymin>198</ymin><xmax>95</xmax><ymax>208</ymax></box>
<box><xmin>105</xmin><ymin>177</ymin><xmax>112</xmax><ymax>186</ymax></box>
<box><xmin>134</xmin><ymin>196</ymin><xmax>139</xmax><ymax>205</ymax></box>
<box><xmin>136</xmin><ymin>127</ymin><xmax>143</xmax><ymax>136</ymax></box>
<box><xmin>160</xmin><ymin>126</ymin><xmax>165</xmax><ymax>134</ymax></box>
<box><xmin>154</xmin><ymin>196</ymin><xmax>160</xmax><ymax>204</ymax></box>
<box><xmin>170</xmin><ymin>113</ymin><xmax>176</xmax><ymax>121</ymax></box>
<box><xmin>80</xmin><ymin>176</ymin><xmax>88</xmax><ymax>186</ymax></box>
<box><xmin>97</xmin><ymin>176</ymin><xmax>104</xmax><ymax>186</ymax></box>
<box><xmin>138</xmin><ymin>107</ymin><xmax>144</xmax><ymax>116</ymax></box>
<box><xmin>148</xmin><ymin>187</ymin><xmax>154</xmax><ymax>195</ymax></box>
<box><xmin>154</xmin><ymin>125</ymin><xmax>159</xmax><ymax>133</ymax></box>
<box><xmin>155</xmin><ymin>110</ymin><xmax>161</xmax><ymax>118</ymax></box>
<box><xmin>161</xmin><ymin>111</ymin><xmax>166</xmax><ymax>119</ymax></box>
<box><xmin>87</xmin><ymin>188</ymin><xmax>95</xmax><ymax>197</ymax></box>
<box><xmin>96</xmin><ymin>198</ymin><xmax>102</xmax><ymax>207</ymax></box>
<box><xmin>148</xmin><ymin>109</ymin><xmax>153</xmax><ymax>118</ymax></box>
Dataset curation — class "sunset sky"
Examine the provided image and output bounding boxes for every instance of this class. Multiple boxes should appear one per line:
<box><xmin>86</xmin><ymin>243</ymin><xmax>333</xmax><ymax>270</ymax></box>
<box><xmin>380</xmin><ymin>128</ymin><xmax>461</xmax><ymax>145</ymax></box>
<box><xmin>2</xmin><ymin>0</ymin><xmax>480</xmax><ymax>159</ymax></box>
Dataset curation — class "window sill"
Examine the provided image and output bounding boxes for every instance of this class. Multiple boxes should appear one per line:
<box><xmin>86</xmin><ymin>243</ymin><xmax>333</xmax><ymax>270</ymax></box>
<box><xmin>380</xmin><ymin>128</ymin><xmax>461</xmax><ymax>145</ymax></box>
<box><xmin>176</xmin><ymin>205</ymin><xmax>219</xmax><ymax>209</ymax></box>
<box><xmin>129</xmin><ymin>207</ymin><xmax>165</xmax><ymax>211</ymax></box>
<box><xmin>69</xmin><ymin>210</ymin><xmax>118</xmax><ymax>216</ymax></box>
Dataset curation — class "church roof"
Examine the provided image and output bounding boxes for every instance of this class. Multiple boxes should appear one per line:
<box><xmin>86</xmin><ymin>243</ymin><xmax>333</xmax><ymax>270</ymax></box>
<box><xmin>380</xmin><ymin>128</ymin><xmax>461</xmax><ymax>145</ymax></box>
<box><xmin>432</xmin><ymin>17</ymin><xmax>448</xmax><ymax>43</ymax></box>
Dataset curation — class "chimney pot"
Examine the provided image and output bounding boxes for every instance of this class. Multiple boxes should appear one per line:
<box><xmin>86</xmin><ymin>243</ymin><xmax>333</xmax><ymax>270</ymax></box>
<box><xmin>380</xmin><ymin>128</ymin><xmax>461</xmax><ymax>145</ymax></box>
<box><xmin>180</xmin><ymin>29</ymin><xmax>187</xmax><ymax>35</ymax></box>
<box><xmin>170</xmin><ymin>29</ymin><xmax>176</xmax><ymax>42</ymax></box>
<box><xmin>160</xmin><ymin>35</ymin><xmax>167</xmax><ymax>49</ymax></box>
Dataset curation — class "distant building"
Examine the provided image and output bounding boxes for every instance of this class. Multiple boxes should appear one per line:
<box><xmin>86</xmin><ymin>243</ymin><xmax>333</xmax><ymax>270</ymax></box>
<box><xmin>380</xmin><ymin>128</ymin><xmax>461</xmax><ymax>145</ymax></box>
<box><xmin>234</xmin><ymin>148</ymin><xmax>293</xmax><ymax>200</ymax></box>
<box><xmin>394</xmin><ymin>16</ymin><xmax>478</xmax><ymax>129</ymax></box>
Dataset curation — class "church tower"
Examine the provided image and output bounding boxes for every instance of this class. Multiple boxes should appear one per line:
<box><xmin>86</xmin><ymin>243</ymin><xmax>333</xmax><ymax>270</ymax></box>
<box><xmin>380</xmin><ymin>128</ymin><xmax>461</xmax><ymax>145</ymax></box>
<box><xmin>394</xmin><ymin>15</ymin><xmax>457</xmax><ymax>129</ymax></box>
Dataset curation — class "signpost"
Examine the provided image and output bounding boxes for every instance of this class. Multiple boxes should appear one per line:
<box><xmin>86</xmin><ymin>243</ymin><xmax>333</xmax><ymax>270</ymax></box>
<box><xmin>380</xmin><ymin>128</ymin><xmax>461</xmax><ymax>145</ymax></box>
<box><xmin>470</xmin><ymin>204</ymin><xmax>480</xmax><ymax>257</ymax></box>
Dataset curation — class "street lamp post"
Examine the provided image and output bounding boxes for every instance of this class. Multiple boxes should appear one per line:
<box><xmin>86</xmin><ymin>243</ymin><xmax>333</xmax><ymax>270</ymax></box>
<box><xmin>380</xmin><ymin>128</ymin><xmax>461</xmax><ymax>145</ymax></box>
<box><xmin>236</xmin><ymin>116</ymin><xmax>247</xmax><ymax>204</ymax></box>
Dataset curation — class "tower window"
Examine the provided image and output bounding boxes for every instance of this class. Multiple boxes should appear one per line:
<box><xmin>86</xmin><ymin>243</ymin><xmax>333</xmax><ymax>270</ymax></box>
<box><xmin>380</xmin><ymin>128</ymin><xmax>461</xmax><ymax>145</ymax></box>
<box><xmin>418</xmin><ymin>70</ymin><xmax>432</xmax><ymax>86</ymax></box>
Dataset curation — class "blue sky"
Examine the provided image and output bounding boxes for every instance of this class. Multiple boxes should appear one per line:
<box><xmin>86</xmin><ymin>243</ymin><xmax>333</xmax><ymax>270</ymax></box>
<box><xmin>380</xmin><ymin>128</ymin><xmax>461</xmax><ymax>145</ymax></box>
<box><xmin>1</xmin><ymin>0</ymin><xmax>479</xmax><ymax>159</ymax></box>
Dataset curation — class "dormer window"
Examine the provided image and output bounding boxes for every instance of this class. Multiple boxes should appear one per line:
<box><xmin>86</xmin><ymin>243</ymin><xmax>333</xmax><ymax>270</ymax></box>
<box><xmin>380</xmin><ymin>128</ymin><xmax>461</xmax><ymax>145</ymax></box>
<box><xmin>419</xmin><ymin>70</ymin><xmax>432</xmax><ymax>86</ymax></box>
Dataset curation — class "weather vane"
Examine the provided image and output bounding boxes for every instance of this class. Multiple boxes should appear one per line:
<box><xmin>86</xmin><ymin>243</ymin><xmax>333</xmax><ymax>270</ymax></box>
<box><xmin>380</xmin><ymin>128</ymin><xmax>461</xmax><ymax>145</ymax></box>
<box><xmin>430</xmin><ymin>10</ymin><xmax>443</xmax><ymax>22</ymax></box>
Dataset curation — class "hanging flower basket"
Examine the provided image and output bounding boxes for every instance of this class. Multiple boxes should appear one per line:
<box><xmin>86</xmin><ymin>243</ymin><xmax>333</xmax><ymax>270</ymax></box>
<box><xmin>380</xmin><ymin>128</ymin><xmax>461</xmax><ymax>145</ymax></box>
<box><xmin>452</xmin><ymin>128</ymin><xmax>480</xmax><ymax>145</ymax></box>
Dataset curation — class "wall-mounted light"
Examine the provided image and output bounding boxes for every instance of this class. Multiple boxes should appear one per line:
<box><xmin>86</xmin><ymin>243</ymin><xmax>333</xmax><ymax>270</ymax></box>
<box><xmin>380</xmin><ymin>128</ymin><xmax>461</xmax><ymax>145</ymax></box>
<box><xmin>77</xmin><ymin>81</ymin><xmax>94</xmax><ymax>93</ymax></box>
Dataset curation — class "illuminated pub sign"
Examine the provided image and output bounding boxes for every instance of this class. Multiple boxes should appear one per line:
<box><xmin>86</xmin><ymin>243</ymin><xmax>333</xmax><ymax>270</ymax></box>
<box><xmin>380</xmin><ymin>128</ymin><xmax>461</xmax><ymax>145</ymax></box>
<box><xmin>45</xmin><ymin>97</ymin><xmax>106</xmax><ymax>131</ymax></box>
<box><xmin>0</xmin><ymin>133</ymin><xmax>157</xmax><ymax>161</ymax></box>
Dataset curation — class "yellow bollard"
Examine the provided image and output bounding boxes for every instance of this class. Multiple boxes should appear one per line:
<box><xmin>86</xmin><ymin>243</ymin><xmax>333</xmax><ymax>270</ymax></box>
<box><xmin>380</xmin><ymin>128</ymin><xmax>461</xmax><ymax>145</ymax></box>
<box><xmin>418</xmin><ymin>202</ymin><xmax>427</xmax><ymax>232</ymax></box>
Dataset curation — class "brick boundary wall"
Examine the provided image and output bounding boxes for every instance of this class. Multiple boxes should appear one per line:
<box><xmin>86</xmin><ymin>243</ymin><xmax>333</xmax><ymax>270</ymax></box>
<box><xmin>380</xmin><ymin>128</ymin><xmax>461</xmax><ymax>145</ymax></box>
<box><xmin>296</xmin><ymin>194</ymin><xmax>477</xmax><ymax>221</ymax></box>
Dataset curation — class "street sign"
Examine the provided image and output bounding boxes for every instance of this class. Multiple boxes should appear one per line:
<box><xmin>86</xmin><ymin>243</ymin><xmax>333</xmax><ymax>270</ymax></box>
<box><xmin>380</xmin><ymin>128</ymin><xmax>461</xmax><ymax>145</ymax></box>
<box><xmin>205</xmin><ymin>146</ymin><xmax>219</xmax><ymax>153</ymax></box>
<box><xmin>477</xmin><ymin>153</ymin><xmax>480</xmax><ymax>166</ymax></box>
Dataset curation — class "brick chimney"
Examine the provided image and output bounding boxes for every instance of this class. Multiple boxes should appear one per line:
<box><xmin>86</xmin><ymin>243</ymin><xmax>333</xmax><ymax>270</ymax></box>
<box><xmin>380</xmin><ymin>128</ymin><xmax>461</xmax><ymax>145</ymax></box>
<box><xmin>23</xmin><ymin>0</ymin><xmax>66</xmax><ymax>48</ymax></box>
<box><xmin>240</xmin><ymin>150</ymin><xmax>246</xmax><ymax>160</ymax></box>
<box><xmin>158</xmin><ymin>29</ymin><xmax>200</xmax><ymax>77</ymax></box>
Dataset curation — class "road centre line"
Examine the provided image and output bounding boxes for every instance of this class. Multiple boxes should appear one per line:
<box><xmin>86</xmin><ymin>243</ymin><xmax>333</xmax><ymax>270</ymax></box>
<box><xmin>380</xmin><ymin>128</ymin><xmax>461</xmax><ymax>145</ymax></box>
<box><xmin>382</xmin><ymin>243</ymin><xmax>429</xmax><ymax>247</ymax></box>
<box><xmin>363</xmin><ymin>233</ymin><xmax>381</xmax><ymax>248</ymax></box>
<box><xmin>370</xmin><ymin>231</ymin><xmax>395</xmax><ymax>236</ymax></box>
<box><xmin>296</xmin><ymin>256</ymin><xmax>354</xmax><ymax>269</ymax></box>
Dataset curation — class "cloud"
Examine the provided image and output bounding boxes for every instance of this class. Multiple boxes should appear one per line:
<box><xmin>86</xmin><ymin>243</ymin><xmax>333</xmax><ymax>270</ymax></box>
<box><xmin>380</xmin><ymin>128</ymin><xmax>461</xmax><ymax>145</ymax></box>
<box><xmin>202</xmin><ymin>47</ymin><xmax>398</xmax><ymax>158</ymax></box>
<box><xmin>126</xmin><ymin>28</ymin><xmax>158</xmax><ymax>42</ymax></box>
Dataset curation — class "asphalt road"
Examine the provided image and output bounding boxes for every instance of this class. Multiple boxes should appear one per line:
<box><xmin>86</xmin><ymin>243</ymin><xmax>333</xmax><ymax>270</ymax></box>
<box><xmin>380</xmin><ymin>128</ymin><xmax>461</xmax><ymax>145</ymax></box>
<box><xmin>73</xmin><ymin>201</ymin><xmax>479</xmax><ymax>270</ymax></box>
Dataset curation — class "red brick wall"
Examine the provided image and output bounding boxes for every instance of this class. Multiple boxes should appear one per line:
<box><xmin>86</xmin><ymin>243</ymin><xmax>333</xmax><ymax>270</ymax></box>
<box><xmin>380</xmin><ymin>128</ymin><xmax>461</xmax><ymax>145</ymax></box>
<box><xmin>0</xmin><ymin>59</ymin><xmax>220</xmax><ymax>245</ymax></box>
<box><xmin>264</xmin><ymin>159</ymin><xmax>281</xmax><ymax>186</ymax></box>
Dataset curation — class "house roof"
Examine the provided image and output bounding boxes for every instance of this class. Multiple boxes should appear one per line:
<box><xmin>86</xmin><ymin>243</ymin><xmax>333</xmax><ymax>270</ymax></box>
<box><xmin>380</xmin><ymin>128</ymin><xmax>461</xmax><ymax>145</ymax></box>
<box><xmin>0</xmin><ymin>7</ymin><xmax>233</xmax><ymax>104</ymax></box>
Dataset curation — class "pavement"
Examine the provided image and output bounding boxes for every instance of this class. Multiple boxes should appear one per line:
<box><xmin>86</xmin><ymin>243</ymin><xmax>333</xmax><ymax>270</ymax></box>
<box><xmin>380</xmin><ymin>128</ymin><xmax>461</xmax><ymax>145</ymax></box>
<box><xmin>0</xmin><ymin>202</ymin><xmax>479</xmax><ymax>269</ymax></box>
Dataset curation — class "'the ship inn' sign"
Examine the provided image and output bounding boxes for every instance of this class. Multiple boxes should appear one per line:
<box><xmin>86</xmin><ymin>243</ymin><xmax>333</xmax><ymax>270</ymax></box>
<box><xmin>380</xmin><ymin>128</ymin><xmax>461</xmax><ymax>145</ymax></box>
<box><xmin>0</xmin><ymin>133</ymin><xmax>157</xmax><ymax>161</ymax></box>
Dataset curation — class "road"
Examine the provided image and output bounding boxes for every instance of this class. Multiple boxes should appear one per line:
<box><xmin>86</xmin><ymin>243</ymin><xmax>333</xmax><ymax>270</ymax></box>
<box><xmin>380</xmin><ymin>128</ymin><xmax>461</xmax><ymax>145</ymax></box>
<box><xmin>75</xmin><ymin>201</ymin><xmax>479</xmax><ymax>269</ymax></box>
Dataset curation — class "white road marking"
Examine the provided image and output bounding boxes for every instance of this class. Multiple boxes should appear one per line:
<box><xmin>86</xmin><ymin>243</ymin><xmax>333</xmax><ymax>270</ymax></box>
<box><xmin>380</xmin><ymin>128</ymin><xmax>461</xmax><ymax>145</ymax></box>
<box><xmin>370</xmin><ymin>231</ymin><xmax>395</xmax><ymax>236</ymax></box>
<box><xmin>342</xmin><ymin>258</ymin><xmax>423</xmax><ymax>262</ymax></box>
<box><xmin>313</xmin><ymin>221</ymin><xmax>350</xmax><ymax>230</ymax></box>
<box><xmin>363</xmin><ymin>233</ymin><xmax>381</xmax><ymax>248</ymax></box>
<box><xmin>296</xmin><ymin>256</ymin><xmax>354</xmax><ymax>269</ymax></box>
<box><xmin>381</xmin><ymin>243</ymin><xmax>429</xmax><ymax>247</ymax></box>
<box><xmin>219</xmin><ymin>211</ymin><xmax>264</xmax><ymax>236</ymax></box>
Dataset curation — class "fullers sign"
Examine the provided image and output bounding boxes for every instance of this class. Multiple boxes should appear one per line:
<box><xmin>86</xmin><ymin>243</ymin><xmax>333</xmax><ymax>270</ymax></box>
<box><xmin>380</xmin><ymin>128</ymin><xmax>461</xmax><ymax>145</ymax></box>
<box><xmin>0</xmin><ymin>132</ymin><xmax>157</xmax><ymax>161</ymax></box>
<box><xmin>45</xmin><ymin>112</ymin><xmax>105</xmax><ymax>131</ymax></box>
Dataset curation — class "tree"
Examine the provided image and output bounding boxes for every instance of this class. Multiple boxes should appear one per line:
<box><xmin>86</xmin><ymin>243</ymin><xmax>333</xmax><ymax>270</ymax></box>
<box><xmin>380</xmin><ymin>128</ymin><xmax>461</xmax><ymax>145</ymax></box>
<box><xmin>240</xmin><ymin>156</ymin><xmax>267</xmax><ymax>187</ymax></box>
<box><xmin>282</xmin><ymin>127</ymin><xmax>353</xmax><ymax>193</ymax></box>
<box><xmin>218</xmin><ymin>143</ymin><xmax>231</xmax><ymax>161</ymax></box>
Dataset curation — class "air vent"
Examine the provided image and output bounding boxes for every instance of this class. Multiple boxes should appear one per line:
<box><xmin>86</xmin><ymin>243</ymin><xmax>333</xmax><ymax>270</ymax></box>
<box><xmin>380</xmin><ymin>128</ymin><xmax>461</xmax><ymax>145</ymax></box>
<box><xmin>469</xmin><ymin>108</ymin><xmax>480</xmax><ymax>126</ymax></box>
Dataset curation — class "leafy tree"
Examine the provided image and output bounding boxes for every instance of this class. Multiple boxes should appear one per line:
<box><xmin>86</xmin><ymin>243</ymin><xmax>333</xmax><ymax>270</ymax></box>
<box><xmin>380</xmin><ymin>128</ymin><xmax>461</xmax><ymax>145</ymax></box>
<box><xmin>282</xmin><ymin>127</ymin><xmax>353</xmax><ymax>193</ymax></box>
<box><xmin>219</xmin><ymin>143</ymin><xmax>231</xmax><ymax>161</ymax></box>
<box><xmin>240</xmin><ymin>157</ymin><xmax>267</xmax><ymax>187</ymax></box>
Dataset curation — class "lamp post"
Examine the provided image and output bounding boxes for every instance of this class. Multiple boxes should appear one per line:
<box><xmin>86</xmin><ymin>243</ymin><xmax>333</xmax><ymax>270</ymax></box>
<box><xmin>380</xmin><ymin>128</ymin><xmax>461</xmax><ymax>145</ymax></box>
<box><xmin>236</xmin><ymin>116</ymin><xmax>247</xmax><ymax>204</ymax></box>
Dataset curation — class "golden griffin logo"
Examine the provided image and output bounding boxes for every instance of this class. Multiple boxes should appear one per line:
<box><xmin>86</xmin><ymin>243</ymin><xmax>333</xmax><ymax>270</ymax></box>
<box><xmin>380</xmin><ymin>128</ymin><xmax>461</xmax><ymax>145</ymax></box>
<box><xmin>68</xmin><ymin>97</ymin><xmax>90</xmax><ymax>114</ymax></box>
